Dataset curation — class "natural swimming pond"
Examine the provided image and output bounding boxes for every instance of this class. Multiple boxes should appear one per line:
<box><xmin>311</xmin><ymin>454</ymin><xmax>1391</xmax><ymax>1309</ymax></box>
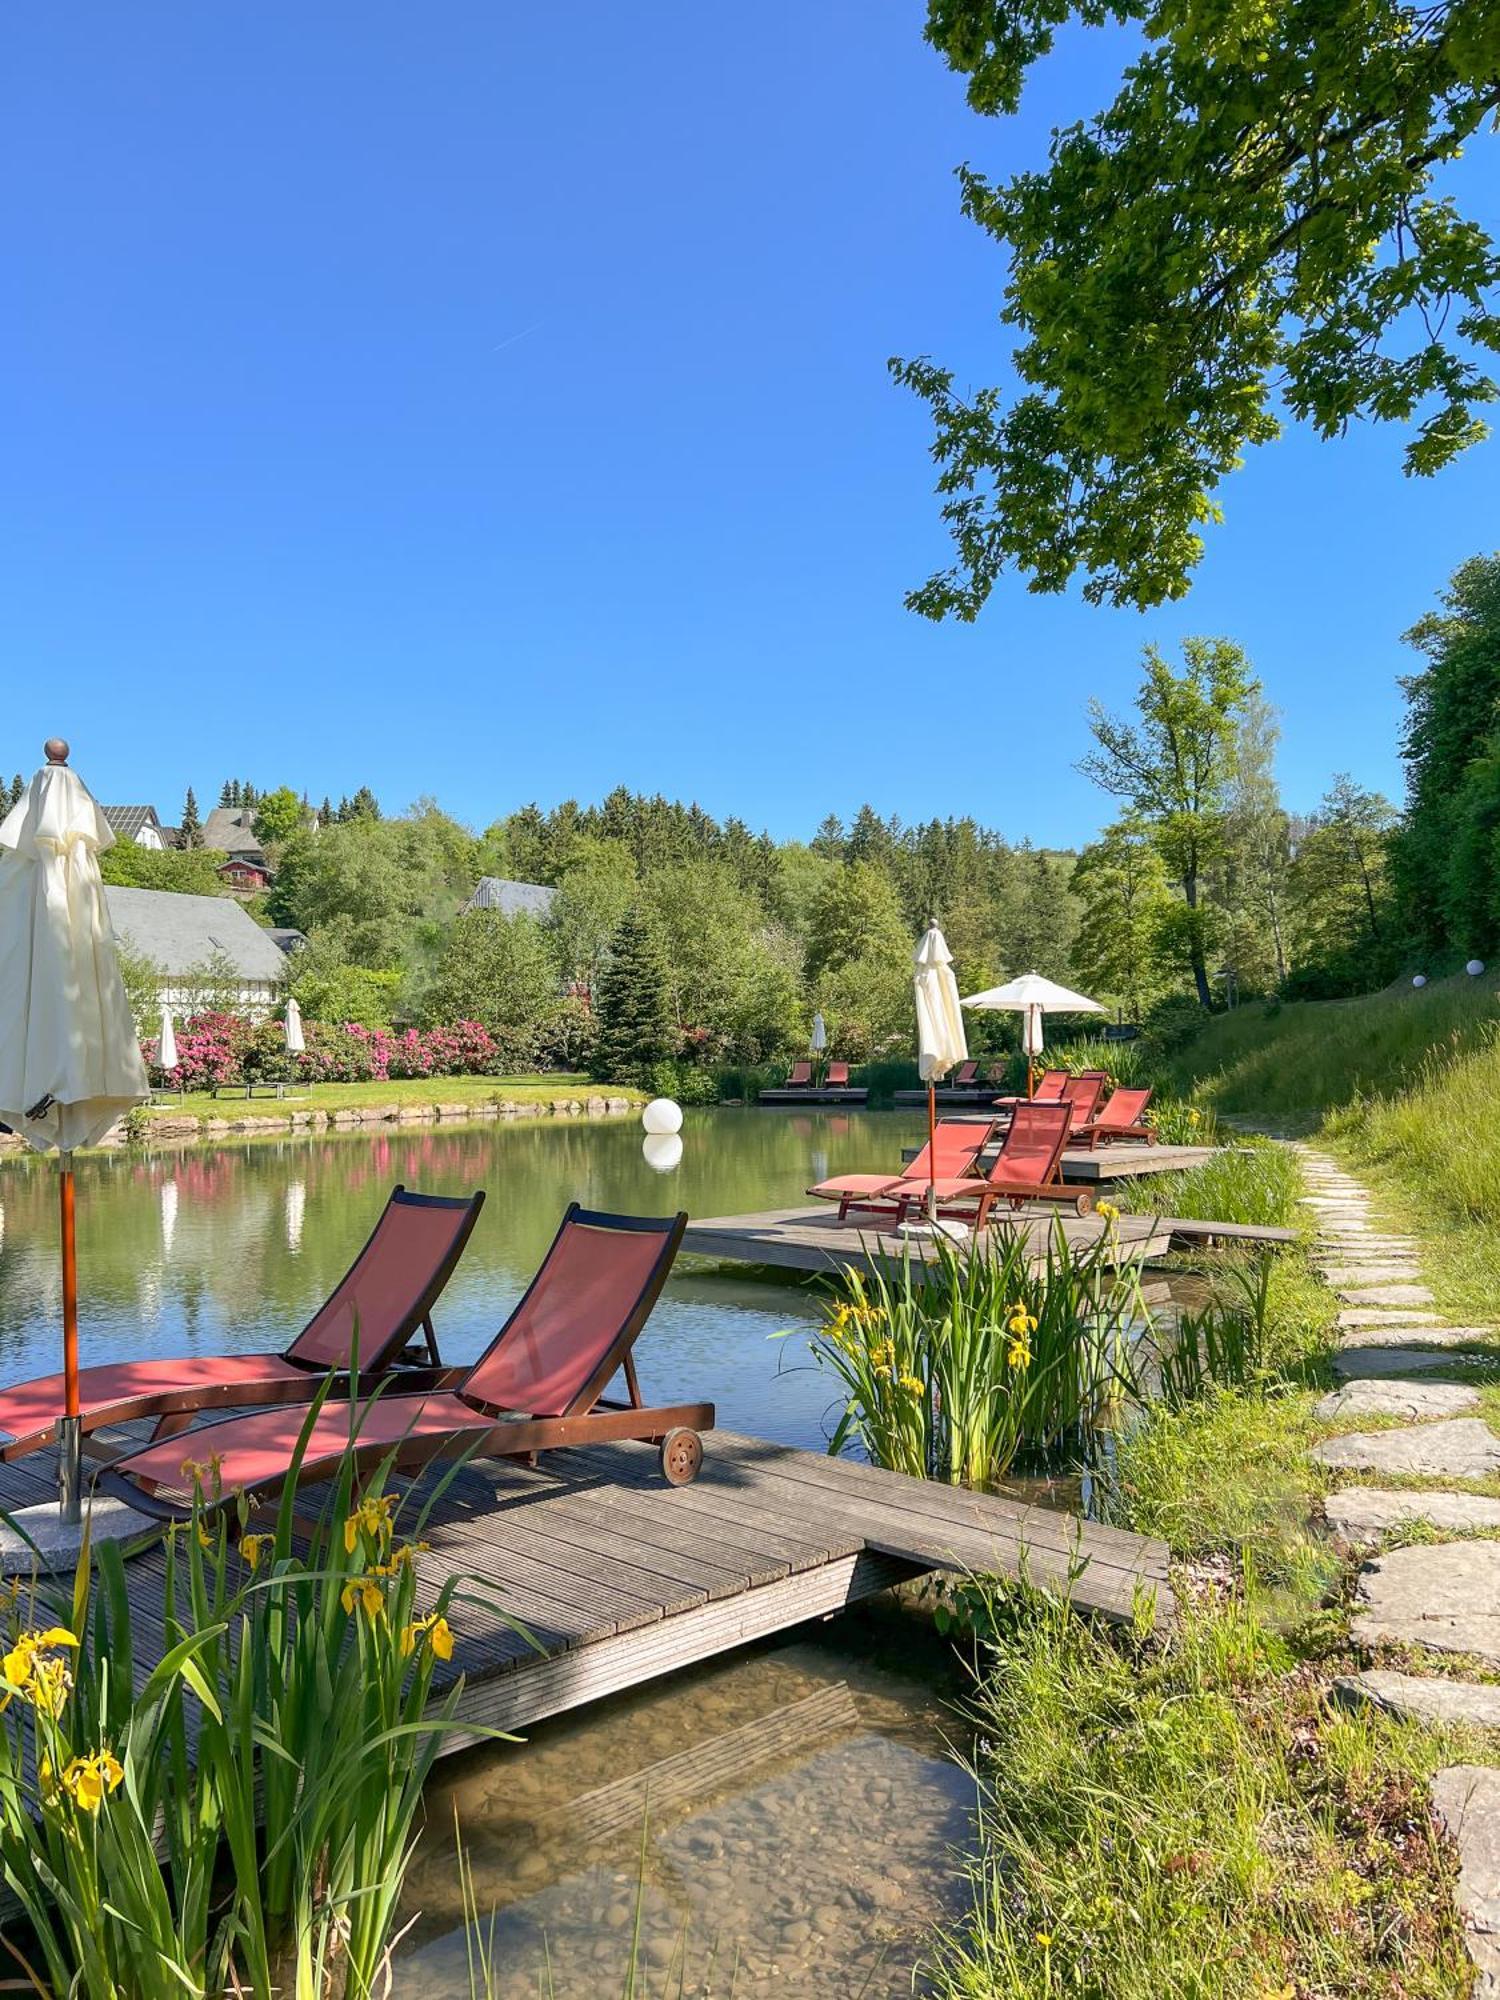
<box><xmin>0</xmin><ymin>1108</ymin><xmax>1183</xmax><ymax>1995</ymax></box>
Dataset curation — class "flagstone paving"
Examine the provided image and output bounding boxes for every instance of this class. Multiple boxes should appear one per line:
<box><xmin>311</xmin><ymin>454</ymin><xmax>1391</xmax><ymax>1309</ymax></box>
<box><xmin>1324</xmin><ymin>1486</ymin><xmax>1500</xmax><ymax>1545</ymax></box>
<box><xmin>1293</xmin><ymin>1141</ymin><xmax>1500</xmax><ymax>1994</ymax></box>
<box><xmin>1331</xmin><ymin>1346</ymin><xmax>1456</xmax><ymax>1380</ymax></box>
<box><xmin>1315</xmin><ymin>1379</ymin><xmax>1480</xmax><ymax>1423</ymax></box>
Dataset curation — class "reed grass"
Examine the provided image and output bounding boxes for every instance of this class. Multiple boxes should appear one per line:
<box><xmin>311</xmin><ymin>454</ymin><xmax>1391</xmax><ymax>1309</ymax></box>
<box><xmin>0</xmin><ymin>1407</ymin><xmax>511</xmax><ymax>1999</ymax></box>
<box><xmin>1115</xmin><ymin>1138</ymin><xmax>1305</xmax><ymax>1230</ymax></box>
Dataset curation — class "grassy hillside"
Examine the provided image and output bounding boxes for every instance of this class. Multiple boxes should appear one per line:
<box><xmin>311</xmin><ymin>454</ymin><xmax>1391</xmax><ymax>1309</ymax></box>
<box><xmin>1171</xmin><ymin>974</ymin><xmax>1500</xmax><ymax>1312</ymax></box>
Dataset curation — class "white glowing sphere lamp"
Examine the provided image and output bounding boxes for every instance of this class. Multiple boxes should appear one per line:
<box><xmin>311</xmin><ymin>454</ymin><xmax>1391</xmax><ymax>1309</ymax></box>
<box><xmin>1412</xmin><ymin>974</ymin><xmax>1428</xmax><ymax>988</ymax></box>
<box><xmin>642</xmin><ymin>1098</ymin><xmax>683</xmax><ymax>1136</ymax></box>
<box><xmin>1468</xmin><ymin>960</ymin><xmax>1486</xmax><ymax>977</ymax></box>
<box><xmin>642</xmin><ymin>1133</ymin><xmax>684</xmax><ymax>1173</ymax></box>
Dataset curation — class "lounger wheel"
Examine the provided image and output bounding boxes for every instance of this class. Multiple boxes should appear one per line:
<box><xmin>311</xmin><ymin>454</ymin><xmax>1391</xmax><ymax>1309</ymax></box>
<box><xmin>1074</xmin><ymin>1191</ymin><xmax>1097</xmax><ymax>1216</ymax></box>
<box><xmin>660</xmin><ymin>1427</ymin><xmax>703</xmax><ymax>1487</ymax></box>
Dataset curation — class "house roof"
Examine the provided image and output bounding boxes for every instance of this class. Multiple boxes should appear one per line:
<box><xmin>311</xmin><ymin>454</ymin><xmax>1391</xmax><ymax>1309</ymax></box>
<box><xmin>465</xmin><ymin>876</ymin><xmax>557</xmax><ymax>919</ymax></box>
<box><xmin>104</xmin><ymin>887</ymin><xmax>289</xmax><ymax>986</ymax></box>
<box><xmin>216</xmin><ymin>854</ymin><xmax>271</xmax><ymax>877</ymax></box>
<box><xmin>267</xmin><ymin>928</ymin><xmax>308</xmax><ymax>954</ymax></box>
<box><xmin>101</xmin><ymin>806</ymin><xmax>163</xmax><ymax>842</ymax></box>
<box><xmin>200</xmin><ymin>806</ymin><xmax>265</xmax><ymax>858</ymax></box>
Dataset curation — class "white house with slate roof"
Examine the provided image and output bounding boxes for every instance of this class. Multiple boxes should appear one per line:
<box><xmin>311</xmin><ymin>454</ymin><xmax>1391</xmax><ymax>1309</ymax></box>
<box><xmin>104</xmin><ymin>887</ymin><xmax>289</xmax><ymax>1018</ymax></box>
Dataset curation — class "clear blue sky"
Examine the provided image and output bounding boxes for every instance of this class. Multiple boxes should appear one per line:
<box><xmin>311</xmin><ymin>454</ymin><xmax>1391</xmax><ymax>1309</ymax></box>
<box><xmin>2</xmin><ymin>3</ymin><xmax>1494</xmax><ymax>847</ymax></box>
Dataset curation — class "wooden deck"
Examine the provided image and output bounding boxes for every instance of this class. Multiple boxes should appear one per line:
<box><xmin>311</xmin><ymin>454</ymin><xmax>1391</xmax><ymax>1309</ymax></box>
<box><xmin>898</xmin><ymin>1138</ymin><xmax>1216</xmax><ymax>1183</ymax></box>
<box><xmin>0</xmin><ymin>1429</ymin><xmax>1172</xmax><ymax>1754</ymax></box>
<box><xmin>682</xmin><ymin>1204</ymin><xmax>1173</xmax><ymax>1278</ymax></box>
<box><xmin>757</xmin><ymin>1088</ymin><xmax>869</xmax><ymax>1106</ymax></box>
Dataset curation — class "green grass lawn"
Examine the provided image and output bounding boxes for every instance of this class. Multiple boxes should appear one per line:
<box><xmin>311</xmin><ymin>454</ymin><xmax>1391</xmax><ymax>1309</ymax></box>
<box><xmin>141</xmin><ymin>1073</ymin><xmax>644</xmax><ymax>1119</ymax></box>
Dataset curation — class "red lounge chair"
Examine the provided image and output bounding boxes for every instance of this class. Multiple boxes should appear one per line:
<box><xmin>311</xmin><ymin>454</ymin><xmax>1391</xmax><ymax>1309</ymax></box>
<box><xmin>1073</xmin><ymin>1086</ymin><xmax>1157</xmax><ymax>1150</ymax></box>
<box><xmin>807</xmin><ymin>1119</ymin><xmax>995</xmax><ymax>1222</ymax></box>
<box><xmin>950</xmin><ymin>1060</ymin><xmax>980</xmax><ymax>1089</ymax></box>
<box><xmin>1058</xmin><ymin>1070</ymin><xmax>1109</xmax><ymax>1133</ymax></box>
<box><xmin>991</xmin><ymin>1066</ymin><xmax>1069</xmax><ymax>1107</ymax></box>
<box><xmin>916</xmin><ymin>1101</ymin><xmax>1095</xmax><ymax>1224</ymax></box>
<box><xmin>785</xmin><ymin>1061</ymin><xmax>814</xmax><ymax>1088</ymax></box>
<box><xmin>97</xmin><ymin>1206</ymin><xmax>713</xmax><ymax>1521</ymax></box>
<box><xmin>0</xmin><ymin>1186</ymin><xmax>484</xmax><ymax>1465</ymax></box>
<box><xmin>825</xmin><ymin>1060</ymin><xmax>851</xmax><ymax>1087</ymax></box>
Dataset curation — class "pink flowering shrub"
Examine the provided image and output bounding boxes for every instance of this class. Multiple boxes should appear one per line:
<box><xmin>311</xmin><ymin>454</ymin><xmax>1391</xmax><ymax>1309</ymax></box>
<box><xmin>142</xmin><ymin>1013</ymin><xmax>546</xmax><ymax>1088</ymax></box>
<box><xmin>144</xmin><ymin>1012</ymin><xmax>251</xmax><ymax>1090</ymax></box>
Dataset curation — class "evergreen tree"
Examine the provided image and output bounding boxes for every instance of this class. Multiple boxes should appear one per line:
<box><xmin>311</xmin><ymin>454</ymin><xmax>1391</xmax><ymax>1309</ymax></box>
<box><xmin>7</xmin><ymin>774</ymin><xmax>23</xmax><ymax>814</ymax></box>
<box><xmin>318</xmin><ymin>796</ymin><xmax>332</xmax><ymax>827</ymax></box>
<box><xmin>219</xmin><ymin>780</ymin><xmax>234</xmax><ymax>808</ymax></box>
<box><xmin>348</xmin><ymin>786</ymin><xmax>382</xmax><ymax>822</ymax></box>
<box><xmin>179</xmin><ymin>787</ymin><xmax>203</xmax><ymax>848</ymax></box>
<box><xmin>590</xmin><ymin>910</ymin><xmax>677</xmax><ymax>1087</ymax></box>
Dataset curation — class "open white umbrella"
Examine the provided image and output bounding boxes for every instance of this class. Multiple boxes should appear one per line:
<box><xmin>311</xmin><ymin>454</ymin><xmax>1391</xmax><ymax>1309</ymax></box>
<box><xmin>961</xmin><ymin>971</ymin><xmax>1104</xmax><ymax>1097</ymax></box>
<box><xmin>913</xmin><ymin>921</ymin><xmax>968</xmax><ymax>1224</ymax></box>
<box><xmin>0</xmin><ymin>741</ymin><xmax>151</xmax><ymax>1520</ymax></box>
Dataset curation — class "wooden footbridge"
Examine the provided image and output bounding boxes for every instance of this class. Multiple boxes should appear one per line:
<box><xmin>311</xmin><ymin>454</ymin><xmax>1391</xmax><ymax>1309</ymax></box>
<box><xmin>0</xmin><ymin>1427</ymin><xmax>1172</xmax><ymax>1755</ymax></box>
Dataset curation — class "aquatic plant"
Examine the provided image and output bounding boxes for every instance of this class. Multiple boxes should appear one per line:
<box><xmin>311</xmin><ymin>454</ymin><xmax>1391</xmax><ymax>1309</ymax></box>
<box><xmin>810</xmin><ymin>1222</ymin><xmax>1145</xmax><ymax>1485</ymax></box>
<box><xmin>0</xmin><ymin>1423</ymin><xmax>507</xmax><ymax>1999</ymax></box>
<box><xmin>1115</xmin><ymin>1136</ymin><xmax>1303</xmax><ymax>1229</ymax></box>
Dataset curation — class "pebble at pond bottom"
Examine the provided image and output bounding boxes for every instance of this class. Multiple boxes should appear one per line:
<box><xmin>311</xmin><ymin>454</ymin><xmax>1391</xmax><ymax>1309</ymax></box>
<box><xmin>393</xmin><ymin>1594</ymin><xmax>975</xmax><ymax>1999</ymax></box>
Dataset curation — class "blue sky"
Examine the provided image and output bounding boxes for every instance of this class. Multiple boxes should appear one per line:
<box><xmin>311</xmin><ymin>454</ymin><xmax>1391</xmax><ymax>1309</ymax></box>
<box><xmin>2</xmin><ymin>3</ymin><xmax>1495</xmax><ymax>848</ymax></box>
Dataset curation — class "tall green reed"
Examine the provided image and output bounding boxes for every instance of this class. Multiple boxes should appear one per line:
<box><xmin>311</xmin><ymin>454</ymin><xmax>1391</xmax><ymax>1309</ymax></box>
<box><xmin>809</xmin><ymin>1222</ymin><xmax>1146</xmax><ymax>1486</ymax></box>
<box><xmin>0</xmin><ymin>1409</ymin><xmax>512</xmax><ymax>1999</ymax></box>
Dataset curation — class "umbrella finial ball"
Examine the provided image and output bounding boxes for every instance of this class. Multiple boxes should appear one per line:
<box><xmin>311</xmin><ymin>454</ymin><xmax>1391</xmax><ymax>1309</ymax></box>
<box><xmin>44</xmin><ymin>739</ymin><xmax>69</xmax><ymax>765</ymax></box>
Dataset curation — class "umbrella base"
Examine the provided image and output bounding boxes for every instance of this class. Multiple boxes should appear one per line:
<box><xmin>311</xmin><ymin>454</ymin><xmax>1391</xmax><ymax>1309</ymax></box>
<box><xmin>0</xmin><ymin>1494</ymin><xmax>159</xmax><ymax>1576</ymax></box>
<box><xmin>896</xmin><ymin>1218</ymin><xmax>971</xmax><ymax>1246</ymax></box>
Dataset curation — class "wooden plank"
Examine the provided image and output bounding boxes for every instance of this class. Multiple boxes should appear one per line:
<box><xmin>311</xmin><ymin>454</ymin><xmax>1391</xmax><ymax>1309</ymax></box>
<box><xmin>435</xmin><ymin>1550</ymin><xmax>920</xmax><ymax>1753</ymax></box>
<box><xmin>1162</xmin><ymin>1216</ymin><xmax>1297</xmax><ymax>1246</ymax></box>
<box><xmin>897</xmin><ymin>1139</ymin><xmax>1216</xmax><ymax>1182</ymax></box>
<box><xmin>681</xmin><ymin>1206</ymin><xmax>1170</xmax><ymax>1281</ymax></box>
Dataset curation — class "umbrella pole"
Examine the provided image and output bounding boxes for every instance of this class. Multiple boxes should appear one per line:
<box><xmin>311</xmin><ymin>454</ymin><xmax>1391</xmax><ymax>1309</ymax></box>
<box><xmin>58</xmin><ymin>1157</ymin><xmax>82</xmax><ymax>1525</ymax></box>
<box><xmin>926</xmin><ymin>1080</ymin><xmax>938</xmax><ymax>1225</ymax></box>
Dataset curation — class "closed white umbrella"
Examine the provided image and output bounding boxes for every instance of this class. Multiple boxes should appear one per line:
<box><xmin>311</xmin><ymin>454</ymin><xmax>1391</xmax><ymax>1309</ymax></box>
<box><xmin>961</xmin><ymin>971</ymin><xmax>1104</xmax><ymax>1098</ymax></box>
<box><xmin>284</xmin><ymin>995</ymin><xmax>305</xmax><ymax>1056</ymax></box>
<box><xmin>913</xmin><ymin>922</ymin><xmax>968</xmax><ymax>1224</ymax></box>
<box><xmin>157</xmin><ymin>1005</ymin><xmax>178</xmax><ymax>1077</ymax></box>
<box><xmin>0</xmin><ymin>740</ymin><xmax>151</xmax><ymax>1520</ymax></box>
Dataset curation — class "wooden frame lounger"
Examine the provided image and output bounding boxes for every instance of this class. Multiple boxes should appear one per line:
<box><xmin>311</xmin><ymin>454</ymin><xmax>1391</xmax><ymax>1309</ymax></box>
<box><xmin>990</xmin><ymin>1066</ymin><xmax>1069</xmax><ymax>1107</ymax></box>
<box><xmin>96</xmin><ymin>1205</ymin><xmax>714</xmax><ymax>1523</ymax></box>
<box><xmin>807</xmin><ymin>1119</ymin><xmax>995</xmax><ymax>1223</ymax></box>
<box><xmin>910</xmin><ymin>1101</ymin><xmax>1095</xmax><ymax>1224</ymax></box>
<box><xmin>0</xmin><ymin>1185</ymin><xmax>485</xmax><ymax>1464</ymax></box>
<box><xmin>1072</xmin><ymin>1086</ymin><xmax>1157</xmax><ymax>1148</ymax></box>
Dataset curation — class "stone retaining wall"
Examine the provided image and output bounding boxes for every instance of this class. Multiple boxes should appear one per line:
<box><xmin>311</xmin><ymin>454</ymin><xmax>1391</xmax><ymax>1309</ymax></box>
<box><xmin>0</xmin><ymin>1094</ymin><xmax>639</xmax><ymax>1154</ymax></box>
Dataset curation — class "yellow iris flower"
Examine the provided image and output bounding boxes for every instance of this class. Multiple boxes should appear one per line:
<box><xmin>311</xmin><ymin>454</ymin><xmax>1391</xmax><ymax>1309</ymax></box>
<box><xmin>61</xmin><ymin>1750</ymin><xmax>124</xmax><ymax>1814</ymax></box>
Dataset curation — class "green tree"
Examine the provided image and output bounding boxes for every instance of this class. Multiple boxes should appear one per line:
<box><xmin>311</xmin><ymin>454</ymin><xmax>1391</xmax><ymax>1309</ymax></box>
<box><xmin>547</xmin><ymin>838</ymin><xmax>638</xmax><ymax>999</ymax></box>
<box><xmin>426</xmin><ymin>911</ymin><xmax>559</xmax><ymax>1036</ymax></box>
<box><xmin>1287</xmin><ymin>777</ymin><xmax>1398</xmax><ymax>985</ymax></box>
<box><xmin>1081</xmin><ymin>638</ymin><xmax>1255</xmax><ymax>1006</ymax></box>
<box><xmin>894</xmin><ymin>0</ymin><xmax>1500</xmax><ymax>613</ymax></box>
<box><xmin>1218</xmin><ymin>693</ymin><xmax>1292</xmax><ymax>990</ymax></box>
<box><xmin>179</xmin><ymin>787</ymin><xmax>203</xmax><ymax>848</ymax></box>
<box><xmin>805</xmin><ymin>861</ymin><xmax>911</xmax><ymax>982</ymax></box>
<box><xmin>251</xmin><ymin>785</ymin><xmax>304</xmax><ymax>850</ymax></box>
<box><xmin>642</xmin><ymin>858</ymin><xmax>802</xmax><ymax>1063</ymax></box>
<box><xmin>1395</xmin><ymin>552</ymin><xmax>1500</xmax><ymax>951</ymax></box>
<box><xmin>1070</xmin><ymin>819</ymin><xmax>1176</xmax><ymax>1018</ymax></box>
<box><xmin>590</xmin><ymin>909</ymin><xmax>677</xmax><ymax>1087</ymax></box>
<box><xmin>98</xmin><ymin>842</ymin><xmax>226</xmax><ymax>896</ymax></box>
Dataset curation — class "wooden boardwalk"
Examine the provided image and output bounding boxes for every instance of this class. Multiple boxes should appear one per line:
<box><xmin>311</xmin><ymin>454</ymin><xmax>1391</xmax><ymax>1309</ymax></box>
<box><xmin>0</xmin><ymin>1428</ymin><xmax>1171</xmax><ymax>1756</ymax></box>
<box><xmin>682</xmin><ymin>1205</ymin><xmax>1173</xmax><ymax>1279</ymax></box>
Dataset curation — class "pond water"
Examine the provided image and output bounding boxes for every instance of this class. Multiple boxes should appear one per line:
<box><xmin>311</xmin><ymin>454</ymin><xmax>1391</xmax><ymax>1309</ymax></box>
<box><xmin>0</xmin><ymin>1108</ymin><xmax>1163</xmax><ymax>1996</ymax></box>
<box><xmin>0</xmin><ymin>1108</ymin><xmax>929</xmax><ymax>1453</ymax></box>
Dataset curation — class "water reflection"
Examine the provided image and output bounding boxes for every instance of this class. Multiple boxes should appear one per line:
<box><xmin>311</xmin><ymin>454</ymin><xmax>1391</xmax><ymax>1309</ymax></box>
<box><xmin>0</xmin><ymin>1110</ymin><xmax>927</xmax><ymax>1453</ymax></box>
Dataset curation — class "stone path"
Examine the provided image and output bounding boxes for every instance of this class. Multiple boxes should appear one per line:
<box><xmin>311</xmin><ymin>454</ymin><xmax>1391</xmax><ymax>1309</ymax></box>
<box><xmin>1293</xmin><ymin>1144</ymin><xmax>1500</xmax><ymax>1991</ymax></box>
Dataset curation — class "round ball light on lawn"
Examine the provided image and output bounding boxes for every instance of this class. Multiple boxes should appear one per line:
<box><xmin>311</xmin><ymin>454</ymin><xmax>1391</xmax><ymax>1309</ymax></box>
<box><xmin>1412</xmin><ymin>974</ymin><xmax>1428</xmax><ymax>988</ymax></box>
<box><xmin>1469</xmin><ymin>959</ymin><xmax>1487</xmax><ymax>976</ymax></box>
<box><xmin>642</xmin><ymin>1132</ymin><xmax>684</xmax><ymax>1173</ymax></box>
<box><xmin>641</xmin><ymin>1097</ymin><xmax>683</xmax><ymax>1136</ymax></box>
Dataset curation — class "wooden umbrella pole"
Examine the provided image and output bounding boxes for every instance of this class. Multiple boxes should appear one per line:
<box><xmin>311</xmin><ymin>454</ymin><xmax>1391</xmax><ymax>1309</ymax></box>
<box><xmin>59</xmin><ymin>1157</ymin><xmax>82</xmax><ymax>1523</ymax></box>
<box><xmin>927</xmin><ymin>1079</ymin><xmax>938</xmax><ymax>1224</ymax></box>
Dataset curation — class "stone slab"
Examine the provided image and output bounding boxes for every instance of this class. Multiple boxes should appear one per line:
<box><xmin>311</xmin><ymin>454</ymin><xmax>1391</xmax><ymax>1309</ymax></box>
<box><xmin>1432</xmin><ymin>1764</ymin><xmax>1500</xmax><ymax>1989</ymax></box>
<box><xmin>0</xmin><ymin>1495</ymin><xmax>159</xmax><ymax>1575</ymax></box>
<box><xmin>1338</xmin><ymin>1670</ymin><xmax>1500</xmax><ymax>1730</ymax></box>
<box><xmin>1314</xmin><ymin>1418</ymin><xmax>1500</xmax><ymax>1479</ymax></box>
<box><xmin>1316</xmin><ymin>1380</ymin><xmax>1480</xmax><ymax>1423</ymax></box>
<box><xmin>1339</xmin><ymin>1326</ymin><xmax>1497</xmax><ymax>1352</ymax></box>
<box><xmin>1332</xmin><ymin>1347</ymin><xmax>1457</xmax><ymax>1380</ymax></box>
<box><xmin>1325</xmin><ymin>1486</ymin><xmax>1500</xmax><ymax>1545</ymax></box>
<box><xmin>1335</xmin><ymin>1284</ymin><xmax>1436</xmax><ymax>1308</ymax></box>
<box><xmin>1339</xmin><ymin>1309</ymin><xmax>1448</xmax><ymax>1329</ymax></box>
<box><xmin>1352</xmin><ymin>1543</ymin><xmax>1500</xmax><ymax>1667</ymax></box>
<box><xmin>1316</xmin><ymin>1266</ymin><xmax>1425</xmax><ymax>1287</ymax></box>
